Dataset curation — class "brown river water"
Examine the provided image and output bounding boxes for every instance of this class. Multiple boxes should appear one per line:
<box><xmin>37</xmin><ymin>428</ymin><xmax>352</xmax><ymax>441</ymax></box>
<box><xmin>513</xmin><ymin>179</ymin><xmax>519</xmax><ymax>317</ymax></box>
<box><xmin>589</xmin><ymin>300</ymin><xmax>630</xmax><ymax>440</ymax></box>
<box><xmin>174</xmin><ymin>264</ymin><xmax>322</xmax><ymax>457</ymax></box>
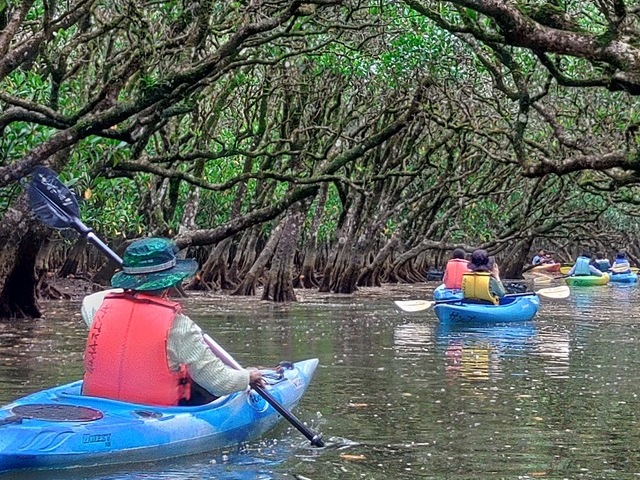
<box><xmin>1</xmin><ymin>282</ymin><xmax>640</xmax><ymax>479</ymax></box>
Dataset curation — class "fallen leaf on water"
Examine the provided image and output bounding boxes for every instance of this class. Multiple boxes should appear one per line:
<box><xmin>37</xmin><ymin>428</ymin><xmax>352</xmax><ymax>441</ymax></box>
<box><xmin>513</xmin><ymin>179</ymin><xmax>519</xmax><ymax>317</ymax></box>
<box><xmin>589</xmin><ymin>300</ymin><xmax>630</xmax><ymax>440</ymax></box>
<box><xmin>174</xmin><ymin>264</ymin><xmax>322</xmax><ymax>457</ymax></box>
<box><xmin>340</xmin><ymin>454</ymin><xmax>366</xmax><ymax>461</ymax></box>
<box><xmin>347</xmin><ymin>403</ymin><xmax>368</xmax><ymax>408</ymax></box>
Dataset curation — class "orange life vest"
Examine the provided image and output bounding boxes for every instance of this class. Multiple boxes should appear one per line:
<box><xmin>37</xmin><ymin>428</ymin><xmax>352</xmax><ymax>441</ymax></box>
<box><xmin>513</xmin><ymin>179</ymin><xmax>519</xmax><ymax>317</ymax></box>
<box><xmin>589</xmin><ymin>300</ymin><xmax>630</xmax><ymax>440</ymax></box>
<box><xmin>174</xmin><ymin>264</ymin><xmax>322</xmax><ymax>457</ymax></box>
<box><xmin>462</xmin><ymin>272</ymin><xmax>498</xmax><ymax>305</ymax></box>
<box><xmin>83</xmin><ymin>292</ymin><xmax>191</xmax><ymax>406</ymax></box>
<box><xmin>443</xmin><ymin>259</ymin><xmax>469</xmax><ymax>289</ymax></box>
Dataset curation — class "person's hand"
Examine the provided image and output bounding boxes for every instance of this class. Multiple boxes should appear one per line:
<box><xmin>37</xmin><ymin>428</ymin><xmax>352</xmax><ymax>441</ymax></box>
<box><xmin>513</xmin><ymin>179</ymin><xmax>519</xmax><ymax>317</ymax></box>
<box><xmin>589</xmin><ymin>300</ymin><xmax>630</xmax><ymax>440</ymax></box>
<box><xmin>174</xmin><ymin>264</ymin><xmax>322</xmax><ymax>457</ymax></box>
<box><xmin>492</xmin><ymin>262</ymin><xmax>500</xmax><ymax>280</ymax></box>
<box><xmin>249</xmin><ymin>368</ymin><xmax>265</xmax><ymax>388</ymax></box>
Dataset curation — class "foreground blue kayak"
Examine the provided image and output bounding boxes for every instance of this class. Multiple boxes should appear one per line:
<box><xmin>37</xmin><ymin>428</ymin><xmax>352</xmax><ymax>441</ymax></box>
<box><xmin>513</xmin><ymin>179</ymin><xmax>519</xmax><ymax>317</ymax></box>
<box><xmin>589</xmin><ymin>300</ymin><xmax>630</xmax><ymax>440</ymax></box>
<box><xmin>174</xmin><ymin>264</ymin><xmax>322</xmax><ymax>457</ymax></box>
<box><xmin>433</xmin><ymin>284</ymin><xmax>463</xmax><ymax>301</ymax></box>
<box><xmin>609</xmin><ymin>272</ymin><xmax>638</xmax><ymax>283</ymax></box>
<box><xmin>434</xmin><ymin>294</ymin><xmax>540</xmax><ymax>324</ymax></box>
<box><xmin>0</xmin><ymin>358</ymin><xmax>318</xmax><ymax>474</ymax></box>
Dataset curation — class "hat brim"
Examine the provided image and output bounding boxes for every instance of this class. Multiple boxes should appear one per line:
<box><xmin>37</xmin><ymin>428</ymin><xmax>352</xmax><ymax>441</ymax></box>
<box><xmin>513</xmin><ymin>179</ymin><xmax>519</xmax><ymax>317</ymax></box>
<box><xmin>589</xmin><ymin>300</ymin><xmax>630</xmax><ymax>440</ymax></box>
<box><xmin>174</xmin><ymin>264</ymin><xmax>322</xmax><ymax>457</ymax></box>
<box><xmin>111</xmin><ymin>258</ymin><xmax>198</xmax><ymax>292</ymax></box>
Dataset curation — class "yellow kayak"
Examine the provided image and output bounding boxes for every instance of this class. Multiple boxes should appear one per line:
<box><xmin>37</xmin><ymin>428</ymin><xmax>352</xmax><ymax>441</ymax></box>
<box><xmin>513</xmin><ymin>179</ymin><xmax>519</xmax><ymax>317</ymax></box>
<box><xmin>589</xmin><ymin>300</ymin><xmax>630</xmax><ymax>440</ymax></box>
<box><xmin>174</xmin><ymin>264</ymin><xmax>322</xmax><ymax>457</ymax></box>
<box><xmin>559</xmin><ymin>265</ymin><xmax>572</xmax><ymax>275</ymax></box>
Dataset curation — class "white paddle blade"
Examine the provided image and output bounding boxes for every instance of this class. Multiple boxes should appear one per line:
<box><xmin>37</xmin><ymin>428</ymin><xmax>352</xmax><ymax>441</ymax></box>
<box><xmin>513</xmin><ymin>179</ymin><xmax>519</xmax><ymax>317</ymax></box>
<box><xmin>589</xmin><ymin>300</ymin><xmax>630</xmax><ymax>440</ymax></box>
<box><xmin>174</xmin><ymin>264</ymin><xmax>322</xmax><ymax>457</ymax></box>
<box><xmin>394</xmin><ymin>300</ymin><xmax>435</xmax><ymax>312</ymax></box>
<box><xmin>536</xmin><ymin>286</ymin><xmax>570</xmax><ymax>299</ymax></box>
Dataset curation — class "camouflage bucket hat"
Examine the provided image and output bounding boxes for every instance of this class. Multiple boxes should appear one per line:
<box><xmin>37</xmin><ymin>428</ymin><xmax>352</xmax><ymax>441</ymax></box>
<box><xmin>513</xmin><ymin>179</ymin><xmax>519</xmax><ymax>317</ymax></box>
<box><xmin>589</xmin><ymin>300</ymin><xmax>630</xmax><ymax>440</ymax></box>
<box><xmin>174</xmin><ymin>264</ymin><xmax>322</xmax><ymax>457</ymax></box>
<box><xmin>111</xmin><ymin>237</ymin><xmax>198</xmax><ymax>292</ymax></box>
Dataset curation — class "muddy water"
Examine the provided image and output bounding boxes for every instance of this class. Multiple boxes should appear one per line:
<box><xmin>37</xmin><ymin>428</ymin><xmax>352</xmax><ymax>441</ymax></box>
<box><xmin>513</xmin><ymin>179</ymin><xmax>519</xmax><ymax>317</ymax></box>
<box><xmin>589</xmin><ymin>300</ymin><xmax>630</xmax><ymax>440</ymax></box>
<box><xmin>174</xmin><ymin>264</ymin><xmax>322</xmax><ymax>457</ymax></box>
<box><xmin>2</xmin><ymin>283</ymin><xmax>640</xmax><ymax>479</ymax></box>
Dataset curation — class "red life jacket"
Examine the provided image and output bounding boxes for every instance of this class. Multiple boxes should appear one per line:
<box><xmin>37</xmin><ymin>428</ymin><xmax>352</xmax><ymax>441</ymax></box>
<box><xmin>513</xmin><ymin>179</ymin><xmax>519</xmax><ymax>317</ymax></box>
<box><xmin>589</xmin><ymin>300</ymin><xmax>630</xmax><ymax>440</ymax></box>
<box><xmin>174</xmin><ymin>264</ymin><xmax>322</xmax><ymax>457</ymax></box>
<box><xmin>443</xmin><ymin>259</ymin><xmax>469</xmax><ymax>289</ymax></box>
<box><xmin>83</xmin><ymin>292</ymin><xmax>191</xmax><ymax>406</ymax></box>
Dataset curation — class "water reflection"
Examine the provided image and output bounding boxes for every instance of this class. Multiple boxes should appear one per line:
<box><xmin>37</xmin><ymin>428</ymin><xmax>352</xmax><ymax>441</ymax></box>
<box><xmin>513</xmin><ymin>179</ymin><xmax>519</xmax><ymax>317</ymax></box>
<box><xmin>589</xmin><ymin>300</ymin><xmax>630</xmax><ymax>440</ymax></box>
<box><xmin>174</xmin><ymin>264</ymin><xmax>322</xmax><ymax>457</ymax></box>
<box><xmin>569</xmin><ymin>286</ymin><xmax>612</xmax><ymax>318</ymax></box>
<box><xmin>435</xmin><ymin>321</ymin><xmax>537</xmax><ymax>381</ymax></box>
<box><xmin>4</xmin><ymin>285</ymin><xmax>640</xmax><ymax>478</ymax></box>
<box><xmin>3</xmin><ymin>440</ymin><xmax>291</xmax><ymax>480</ymax></box>
<box><xmin>533</xmin><ymin>326</ymin><xmax>571</xmax><ymax>377</ymax></box>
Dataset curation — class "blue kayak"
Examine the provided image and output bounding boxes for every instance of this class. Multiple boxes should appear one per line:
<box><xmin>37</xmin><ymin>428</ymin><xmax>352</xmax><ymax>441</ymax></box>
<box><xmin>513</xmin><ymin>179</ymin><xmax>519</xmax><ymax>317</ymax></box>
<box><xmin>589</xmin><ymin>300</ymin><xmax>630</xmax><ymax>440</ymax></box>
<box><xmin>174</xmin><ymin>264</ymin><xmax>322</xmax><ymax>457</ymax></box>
<box><xmin>0</xmin><ymin>359</ymin><xmax>318</xmax><ymax>474</ymax></box>
<box><xmin>609</xmin><ymin>272</ymin><xmax>638</xmax><ymax>283</ymax></box>
<box><xmin>434</xmin><ymin>294</ymin><xmax>540</xmax><ymax>324</ymax></box>
<box><xmin>433</xmin><ymin>284</ymin><xmax>463</xmax><ymax>301</ymax></box>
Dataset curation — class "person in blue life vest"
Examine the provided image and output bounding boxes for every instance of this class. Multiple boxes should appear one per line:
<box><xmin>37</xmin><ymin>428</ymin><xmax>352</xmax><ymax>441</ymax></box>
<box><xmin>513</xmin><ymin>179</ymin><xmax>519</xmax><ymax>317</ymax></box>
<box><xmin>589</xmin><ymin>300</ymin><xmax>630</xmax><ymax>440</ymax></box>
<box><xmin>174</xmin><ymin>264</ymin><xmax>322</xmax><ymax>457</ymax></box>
<box><xmin>80</xmin><ymin>237</ymin><xmax>264</xmax><ymax>407</ymax></box>
<box><xmin>611</xmin><ymin>251</ymin><xmax>632</xmax><ymax>274</ymax></box>
<box><xmin>532</xmin><ymin>249</ymin><xmax>553</xmax><ymax>266</ymax></box>
<box><xmin>461</xmin><ymin>249</ymin><xmax>506</xmax><ymax>304</ymax></box>
<box><xmin>567</xmin><ymin>251</ymin><xmax>603</xmax><ymax>277</ymax></box>
<box><xmin>592</xmin><ymin>251</ymin><xmax>611</xmax><ymax>272</ymax></box>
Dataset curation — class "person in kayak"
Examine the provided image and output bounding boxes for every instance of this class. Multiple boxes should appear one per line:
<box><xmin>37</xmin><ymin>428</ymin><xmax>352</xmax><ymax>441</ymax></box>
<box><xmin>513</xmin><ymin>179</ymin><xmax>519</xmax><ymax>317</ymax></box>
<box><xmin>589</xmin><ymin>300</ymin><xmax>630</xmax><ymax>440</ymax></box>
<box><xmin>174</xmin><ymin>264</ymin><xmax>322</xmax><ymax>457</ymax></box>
<box><xmin>461</xmin><ymin>249</ymin><xmax>506</xmax><ymax>304</ymax></box>
<box><xmin>566</xmin><ymin>251</ymin><xmax>603</xmax><ymax>277</ymax></box>
<box><xmin>442</xmin><ymin>248</ymin><xmax>469</xmax><ymax>290</ymax></box>
<box><xmin>81</xmin><ymin>237</ymin><xmax>264</xmax><ymax>407</ymax></box>
<box><xmin>611</xmin><ymin>251</ymin><xmax>632</xmax><ymax>274</ymax></box>
<box><xmin>532</xmin><ymin>249</ymin><xmax>553</xmax><ymax>266</ymax></box>
<box><xmin>592</xmin><ymin>251</ymin><xmax>611</xmax><ymax>272</ymax></box>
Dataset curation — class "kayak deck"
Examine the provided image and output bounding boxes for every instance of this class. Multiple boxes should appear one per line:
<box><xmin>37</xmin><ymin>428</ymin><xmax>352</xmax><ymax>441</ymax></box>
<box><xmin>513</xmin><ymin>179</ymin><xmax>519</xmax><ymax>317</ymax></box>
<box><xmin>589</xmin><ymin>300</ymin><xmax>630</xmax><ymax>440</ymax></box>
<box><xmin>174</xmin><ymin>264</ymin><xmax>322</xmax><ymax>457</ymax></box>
<box><xmin>433</xmin><ymin>284</ymin><xmax>463</xmax><ymax>301</ymax></box>
<box><xmin>0</xmin><ymin>358</ymin><xmax>318</xmax><ymax>474</ymax></box>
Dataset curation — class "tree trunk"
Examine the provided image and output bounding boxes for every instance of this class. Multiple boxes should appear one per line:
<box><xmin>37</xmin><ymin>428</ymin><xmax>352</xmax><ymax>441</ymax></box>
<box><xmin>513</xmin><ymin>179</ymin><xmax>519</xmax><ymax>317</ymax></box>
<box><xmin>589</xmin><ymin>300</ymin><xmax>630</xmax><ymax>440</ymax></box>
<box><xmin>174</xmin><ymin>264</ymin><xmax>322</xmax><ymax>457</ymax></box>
<box><xmin>500</xmin><ymin>238</ymin><xmax>533</xmax><ymax>279</ymax></box>
<box><xmin>231</xmin><ymin>221</ymin><xmax>284</xmax><ymax>296</ymax></box>
<box><xmin>228</xmin><ymin>227</ymin><xmax>258</xmax><ymax>284</ymax></box>
<box><xmin>0</xmin><ymin>193</ymin><xmax>49</xmax><ymax>318</ymax></box>
<box><xmin>262</xmin><ymin>205</ymin><xmax>305</xmax><ymax>302</ymax></box>
<box><xmin>319</xmin><ymin>191</ymin><xmax>364</xmax><ymax>292</ymax></box>
<box><xmin>189</xmin><ymin>238</ymin><xmax>235</xmax><ymax>291</ymax></box>
<box><xmin>358</xmin><ymin>233</ymin><xmax>399</xmax><ymax>287</ymax></box>
<box><xmin>297</xmin><ymin>185</ymin><xmax>327</xmax><ymax>288</ymax></box>
<box><xmin>58</xmin><ymin>237</ymin><xmax>88</xmax><ymax>278</ymax></box>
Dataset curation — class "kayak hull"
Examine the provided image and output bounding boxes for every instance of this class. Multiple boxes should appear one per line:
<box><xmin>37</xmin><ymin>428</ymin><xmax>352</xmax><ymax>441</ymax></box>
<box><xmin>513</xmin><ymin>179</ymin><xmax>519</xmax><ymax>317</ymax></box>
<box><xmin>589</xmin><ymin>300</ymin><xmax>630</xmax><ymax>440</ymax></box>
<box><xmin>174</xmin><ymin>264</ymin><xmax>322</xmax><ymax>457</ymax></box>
<box><xmin>434</xmin><ymin>294</ymin><xmax>540</xmax><ymax>324</ymax></box>
<box><xmin>531</xmin><ymin>263</ymin><xmax>561</xmax><ymax>273</ymax></box>
<box><xmin>0</xmin><ymin>358</ymin><xmax>318</xmax><ymax>474</ymax></box>
<box><xmin>433</xmin><ymin>284</ymin><xmax>463</xmax><ymax>301</ymax></box>
<box><xmin>565</xmin><ymin>274</ymin><xmax>609</xmax><ymax>286</ymax></box>
<box><xmin>609</xmin><ymin>272</ymin><xmax>638</xmax><ymax>283</ymax></box>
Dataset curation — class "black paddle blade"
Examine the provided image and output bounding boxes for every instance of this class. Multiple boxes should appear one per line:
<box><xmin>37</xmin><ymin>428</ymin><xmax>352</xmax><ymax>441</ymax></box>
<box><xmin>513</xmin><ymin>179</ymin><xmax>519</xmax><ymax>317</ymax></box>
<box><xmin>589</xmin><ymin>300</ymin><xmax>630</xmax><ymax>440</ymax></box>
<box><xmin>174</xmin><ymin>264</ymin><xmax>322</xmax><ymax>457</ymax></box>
<box><xmin>27</xmin><ymin>166</ymin><xmax>80</xmax><ymax>229</ymax></box>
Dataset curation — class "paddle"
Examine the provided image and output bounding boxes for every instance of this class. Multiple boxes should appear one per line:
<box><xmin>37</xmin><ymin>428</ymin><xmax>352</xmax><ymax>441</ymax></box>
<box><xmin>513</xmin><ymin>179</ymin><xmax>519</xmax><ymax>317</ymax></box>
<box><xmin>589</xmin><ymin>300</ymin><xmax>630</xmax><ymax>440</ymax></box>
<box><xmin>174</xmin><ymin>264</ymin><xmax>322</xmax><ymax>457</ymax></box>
<box><xmin>394</xmin><ymin>285</ymin><xmax>571</xmax><ymax>313</ymax></box>
<box><xmin>28</xmin><ymin>166</ymin><xmax>324</xmax><ymax>448</ymax></box>
<box><xmin>609</xmin><ymin>264</ymin><xmax>638</xmax><ymax>274</ymax></box>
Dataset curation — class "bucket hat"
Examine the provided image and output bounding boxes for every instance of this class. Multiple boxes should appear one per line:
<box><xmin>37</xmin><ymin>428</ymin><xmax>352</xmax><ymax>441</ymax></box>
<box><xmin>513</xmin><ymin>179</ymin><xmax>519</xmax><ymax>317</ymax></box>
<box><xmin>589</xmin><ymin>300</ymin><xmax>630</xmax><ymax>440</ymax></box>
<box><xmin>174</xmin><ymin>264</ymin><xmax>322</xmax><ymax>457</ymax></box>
<box><xmin>111</xmin><ymin>237</ymin><xmax>198</xmax><ymax>291</ymax></box>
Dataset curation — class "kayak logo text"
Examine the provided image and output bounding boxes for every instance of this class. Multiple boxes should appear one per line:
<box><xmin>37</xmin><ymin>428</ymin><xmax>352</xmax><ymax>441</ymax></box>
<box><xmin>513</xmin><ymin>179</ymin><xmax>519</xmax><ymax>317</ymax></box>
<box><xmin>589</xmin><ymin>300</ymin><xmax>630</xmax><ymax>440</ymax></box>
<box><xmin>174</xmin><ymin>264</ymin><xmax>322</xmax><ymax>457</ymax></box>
<box><xmin>83</xmin><ymin>433</ymin><xmax>112</xmax><ymax>447</ymax></box>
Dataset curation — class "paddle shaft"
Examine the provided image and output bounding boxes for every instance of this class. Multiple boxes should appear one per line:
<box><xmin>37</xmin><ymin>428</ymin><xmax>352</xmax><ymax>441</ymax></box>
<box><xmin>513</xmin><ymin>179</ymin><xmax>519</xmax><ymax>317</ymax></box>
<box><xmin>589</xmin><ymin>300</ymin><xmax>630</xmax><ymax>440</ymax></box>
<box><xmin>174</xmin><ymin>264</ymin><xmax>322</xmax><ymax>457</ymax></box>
<box><xmin>504</xmin><ymin>291</ymin><xmax>539</xmax><ymax>298</ymax></box>
<box><xmin>28</xmin><ymin>168</ymin><xmax>324</xmax><ymax>448</ymax></box>
<box><xmin>86</xmin><ymin>231</ymin><xmax>123</xmax><ymax>265</ymax></box>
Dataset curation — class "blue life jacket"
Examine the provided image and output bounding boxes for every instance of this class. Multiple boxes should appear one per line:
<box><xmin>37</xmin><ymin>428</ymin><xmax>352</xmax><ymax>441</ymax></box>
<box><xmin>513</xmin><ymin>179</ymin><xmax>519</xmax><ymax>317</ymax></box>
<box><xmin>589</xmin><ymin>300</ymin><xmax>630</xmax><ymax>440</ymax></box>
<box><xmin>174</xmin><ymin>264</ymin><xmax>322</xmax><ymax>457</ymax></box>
<box><xmin>573</xmin><ymin>256</ymin><xmax>592</xmax><ymax>276</ymax></box>
<box><xmin>612</xmin><ymin>259</ymin><xmax>631</xmax><ymax>274</ymax></box>
<box><xmin>594</xmin><ymin>259</ymin><xmax>611</xmax><ymax>272</ymax></box>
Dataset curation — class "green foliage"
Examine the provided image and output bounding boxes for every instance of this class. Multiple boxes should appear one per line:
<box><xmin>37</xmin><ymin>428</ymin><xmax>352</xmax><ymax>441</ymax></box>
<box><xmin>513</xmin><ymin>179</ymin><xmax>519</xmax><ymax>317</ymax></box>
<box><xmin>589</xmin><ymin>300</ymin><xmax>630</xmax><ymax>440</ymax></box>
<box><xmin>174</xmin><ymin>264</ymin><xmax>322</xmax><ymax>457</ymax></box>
<box><xmin>6</xmin><ymin>0</ymin><xmax>640</xmax><ymax>270</ymax></box>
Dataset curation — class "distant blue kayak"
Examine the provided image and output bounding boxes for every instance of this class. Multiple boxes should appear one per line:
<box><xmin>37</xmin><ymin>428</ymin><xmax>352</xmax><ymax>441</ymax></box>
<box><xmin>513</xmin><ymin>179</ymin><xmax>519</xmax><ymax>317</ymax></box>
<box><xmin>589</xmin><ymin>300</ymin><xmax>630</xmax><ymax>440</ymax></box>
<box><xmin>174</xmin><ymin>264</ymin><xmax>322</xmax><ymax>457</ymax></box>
<box><xmin>434</xmin><ymin>294</ymin><xmax>540</xmax><ymax>324</ymax></box>
<box><xmin>0</xmin><ymin>359</ymin><xmax>318</xmax><ymax>475</ymax></box>
<box><xmin>609</xmin><ymin>272</ymin><xmax>638</xmax><ymax>283</ymax></box>
<box><xmin>433</xmin><ymin>284</ymin><xmax>463</xmax><ymax>301</ymax></box>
